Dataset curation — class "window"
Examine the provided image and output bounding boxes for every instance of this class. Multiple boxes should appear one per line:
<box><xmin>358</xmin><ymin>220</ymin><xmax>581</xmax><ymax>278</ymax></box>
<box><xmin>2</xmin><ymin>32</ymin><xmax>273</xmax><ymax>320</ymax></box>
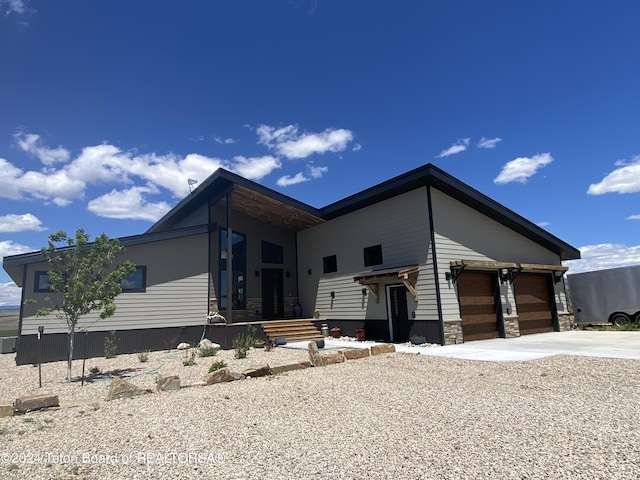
<box><xmin>34</xmin><ymin>271</ymin><xmax>51</xmax><ymax>292</ymax></box>
<box><xmin>364</xmin><ymin>245</ymin><xmax>383</xmax><ymax>267</ymax></box>
<box><xmin>220</xmin><ymin>228</ymin><xmax>247</xmax><ymax>309</ymax></box>
<box><xmin>323</xmin><ymin>255</ymin><xmax>337</xmax><ymax>274</ymax></box>
<box><xmin>262</xmin><ymin>241</ymin><xmax>283</xmax><ymax>264</ymax></box>
<box><xmin>121</xmin><ymin>266</ymin><xmax>147</xmax><ymax>292</ymax></box>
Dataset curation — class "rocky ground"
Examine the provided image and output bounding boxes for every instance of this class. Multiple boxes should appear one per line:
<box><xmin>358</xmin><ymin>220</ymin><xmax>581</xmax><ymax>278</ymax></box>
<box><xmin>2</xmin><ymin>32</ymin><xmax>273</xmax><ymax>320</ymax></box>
<box><xmin>0</xmin><ymin>343</ymin><xmax>639</xmax><ymax>479</ymax></box>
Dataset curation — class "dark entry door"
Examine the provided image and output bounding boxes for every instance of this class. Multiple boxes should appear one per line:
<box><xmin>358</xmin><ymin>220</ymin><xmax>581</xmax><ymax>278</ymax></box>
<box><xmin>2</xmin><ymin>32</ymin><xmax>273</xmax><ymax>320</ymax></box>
<box><xmin>457</xmin><ymin>272</ymin><xmax>500</xmax><ymax>341</ymax></box>
<box><xmin>389</xmin><ymin>285</ymin><xmax>410</xmax><ymax>342</ymax></box>
<box><xmin>262</xmin><ymin>268</ymin><xmax>284</xmax><ymax>319</ymax></box>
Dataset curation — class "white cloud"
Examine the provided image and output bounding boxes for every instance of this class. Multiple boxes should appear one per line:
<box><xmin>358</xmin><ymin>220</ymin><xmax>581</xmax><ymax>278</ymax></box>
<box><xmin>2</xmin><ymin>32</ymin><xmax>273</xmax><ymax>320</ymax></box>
<box><xmin>87</xmin><ymin>186</ymin><xmax>171</xmax><ymax>222</ymax></box>
<box><xmin>587</xmin><ymin>155</ymin><xmax>640</xmax><ymax>195</ymax></box>
<box><xmin>1</xmin><ymin>0</ymin><xmax>28</xmax><ymax>15</ymax></box>
<box><xmin>436</xmin><ymin>138</ymin><xmax>470</xmax><ymax>158</ymax></box>
<box><xmin>257</xmin><ymin>124</ymin><xmax>354</xmax><ymax>159</ymax></box>
<box><xmin>14</xmin><ymin>132</ymin><xmax>70</xmax><ymax>165</ymax></box>
<box><xmin>0</xmin><ymin>239</ymin><xmax>32</xmax><ymax>258</ymax></box>
<box><xmin>0</xmin><ymin>282</ymin><xmax>21</xmax><ymax>307</ymax></box>
<box><xmin>0</xmin><ymin>213</ymin><xmax>45</xmax><ymax>232</ymax></box>
<box><xmin>352</xmin><ymin>143</ymin><xmax>362</xmax><ymax>152</ymax></box>
<box><xmin>627</xmin><ymin>214</ymin><xmax>640</xmax><ymax>220</ymax></box>
<box><xmin>477</xmin><ymin>137</ymin><xmax>502</xmax><ymax>149</ymax></box>
<box><xmin>214</xmin><ymin>137</ymin><xmax>237</xmax><ymax>145</ymax></box>
<box><xmin>0</xmin><ymin>158</ymin><xmax>25</xmax><ymax>199</ymax></box>
<box><xmin>277</xmin><ymin>172</ymin><xmax>308</xmax><ymax>187</ymax></box>
<box><xmin>536</xmin><ymin>221</ymin><xmax>550</xmax><ymax>227</ymax></box>
<box><xmin>232</xmin><ymin>155</ymin><xmax>281</xmax><ymax>180</ymax></box>
<box><xmin>309</xmin><ymin>165</ymin><xmax>328</xmax><ymax>179</ymax></box>
<box><xmin>493</xmin><ymin>153</ymin><xmax>553</xmax><ymax>184</ymax></box>
<box><xmin>564</xmin><ymin>244</ymin><xmax>640</xmax><ymax>274</ymax></box>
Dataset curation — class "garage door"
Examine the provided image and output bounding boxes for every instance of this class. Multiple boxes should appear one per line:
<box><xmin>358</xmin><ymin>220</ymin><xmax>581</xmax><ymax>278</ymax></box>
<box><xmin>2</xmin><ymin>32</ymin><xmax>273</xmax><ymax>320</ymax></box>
<box><xmin>457</xmin><ymin>272</ymin><xmax>499</xmax><ymax>341</ymax></box>
<box><xmin>514</xmin><ymin>274</ymin><xmax>554</xmax><ymax>335</ymax></box>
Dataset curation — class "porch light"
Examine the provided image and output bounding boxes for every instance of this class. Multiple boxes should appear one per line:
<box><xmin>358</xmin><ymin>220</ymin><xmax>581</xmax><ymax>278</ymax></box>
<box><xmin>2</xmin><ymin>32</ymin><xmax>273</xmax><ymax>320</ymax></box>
<box><xmin>499</xmin><ymin>268</ymin><xmax>511</xmax><ymax>284</ymax></box>
<box><xmin>362</xmin><ymin>288</ymin><xmax>367</xmax><ymax>296</ymax></box>
<box><xmin>330</xmin><ymin>291</ymin><xmax>335</xmax><ymax>298</ymax></box>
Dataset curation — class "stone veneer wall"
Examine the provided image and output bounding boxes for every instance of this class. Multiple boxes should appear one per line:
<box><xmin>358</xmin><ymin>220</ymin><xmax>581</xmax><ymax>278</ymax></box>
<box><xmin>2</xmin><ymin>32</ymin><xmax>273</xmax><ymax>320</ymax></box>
<box><xmin>443</xmin><ymin>320</ymin><xmax>463</xmax><ymax>345</ymax></box>
<box><xmin>503</xmin><ymin>316</ymin><xmax>520</xmax><ymax>338</ymax></box>
<box><xmin>558</xmin><ymin>313</ymin><xmax>574</xmax><ymax>331</ymax></box>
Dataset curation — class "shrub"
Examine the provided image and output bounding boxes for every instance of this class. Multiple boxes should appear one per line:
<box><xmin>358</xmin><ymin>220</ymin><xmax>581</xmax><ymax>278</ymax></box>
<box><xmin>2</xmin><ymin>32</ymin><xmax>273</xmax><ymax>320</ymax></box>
<box><xmin>208</xmin><ymin>360</ymin><xmax>227</xmax><ymax>373</ymax></box>
<box><xmin>137</xmin><ymin>350</ymin><xmax>150</xmax><ymax>363</ymax></box>
<box><xmin>232</xmin><ymin>324</ymin><xmax>256</xmax><ymax>359</ymax></box>
<box><xmin>198</xmin><ymin>346</ymin><xmax>219</xmax><ymax>357</ymax></box>
<box><xmin>183</xmin><ymin>350</ymin><xmax>197</xmax><ymax>366</ymax></box>
<box><xmin>104</xmin><ymin>331</ymin><xmax>119</xmax><ymax>359</ymax></box>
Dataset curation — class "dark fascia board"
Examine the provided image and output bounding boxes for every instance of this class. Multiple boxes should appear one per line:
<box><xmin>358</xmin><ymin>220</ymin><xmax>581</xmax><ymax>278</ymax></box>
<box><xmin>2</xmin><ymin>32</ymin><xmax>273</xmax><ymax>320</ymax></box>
<box><xmin>146</xmin><ymin>168</ymin><xmax>322</xmax><ymax>234</ymax></box>
<box><xmin>320</xmin><ymin>163</ymin><xmax>581</xmax><ymax>261</ymax></box>
<box><xmin>2</xmin><ymin>225</ymin><xmax>210</xmax><ymax>285</ymax></box>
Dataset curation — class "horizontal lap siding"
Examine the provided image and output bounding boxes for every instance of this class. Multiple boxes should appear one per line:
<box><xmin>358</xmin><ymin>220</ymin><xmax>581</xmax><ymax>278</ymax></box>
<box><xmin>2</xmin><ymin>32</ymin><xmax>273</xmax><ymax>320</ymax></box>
<box><xmin>21</xmin><ymin>233</ymin><xmax>209</xmax><ymax>334</ymax></box>
<box><xmin>298</xmin><ymin>188</ymin><xmax>431</xmax><ymax>320</ymax></box>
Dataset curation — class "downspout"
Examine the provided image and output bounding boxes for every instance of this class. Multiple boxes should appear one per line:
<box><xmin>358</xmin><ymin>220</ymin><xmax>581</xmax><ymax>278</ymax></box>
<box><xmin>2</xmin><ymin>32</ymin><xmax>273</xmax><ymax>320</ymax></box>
<box><xmin>226</xmin><ymin>191</ymin><xmax>233</xmax><ymax>324</ymax></box>
<box><xmin>426</xmin><ymin>185</ymin><xmax>446</xmax><ymax>345</ymax></box>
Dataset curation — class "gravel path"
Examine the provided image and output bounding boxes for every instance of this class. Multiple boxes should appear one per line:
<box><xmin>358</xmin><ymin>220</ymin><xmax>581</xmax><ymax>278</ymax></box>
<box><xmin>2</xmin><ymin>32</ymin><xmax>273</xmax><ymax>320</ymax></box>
<box><xmin>1</xmin><ymin>346</ymin><xmax>639</xmax><ymax>479</ymax></box>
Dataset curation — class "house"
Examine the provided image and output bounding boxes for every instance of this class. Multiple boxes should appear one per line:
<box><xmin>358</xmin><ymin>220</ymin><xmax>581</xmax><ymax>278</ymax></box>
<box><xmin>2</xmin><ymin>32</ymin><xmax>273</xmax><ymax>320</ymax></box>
<box><xmin>3</xmin><ymin>163</ymin><xmax>580</xmax><ymax>364</ymax></box>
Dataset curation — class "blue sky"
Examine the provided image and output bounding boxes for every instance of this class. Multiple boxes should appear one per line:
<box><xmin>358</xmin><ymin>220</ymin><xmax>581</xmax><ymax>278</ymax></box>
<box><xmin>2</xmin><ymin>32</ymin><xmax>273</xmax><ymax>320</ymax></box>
<box><xmin>1</xmin><ymin>0</ymin><xmax>639</xmax><ymax>305</ymax></box>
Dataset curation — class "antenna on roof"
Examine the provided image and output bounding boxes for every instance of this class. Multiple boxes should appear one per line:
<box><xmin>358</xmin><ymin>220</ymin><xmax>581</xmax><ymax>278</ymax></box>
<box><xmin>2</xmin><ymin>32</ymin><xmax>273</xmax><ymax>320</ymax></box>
<box><xmin>188</xmin><ymin>178</ymin><xmax>198</xmax><ymax>193</ymax></box>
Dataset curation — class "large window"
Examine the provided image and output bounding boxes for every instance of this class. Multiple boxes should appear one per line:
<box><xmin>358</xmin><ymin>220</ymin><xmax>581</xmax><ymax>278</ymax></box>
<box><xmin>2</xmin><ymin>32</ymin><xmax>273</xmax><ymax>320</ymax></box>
<box><xmin>220</xmin><ymin>228</ymin><xmax>247</xmax><ymax>309</ymax></box>
<box><xmin>121</xmin><ymin>266</ymin><xmax>147</xmax><ymax>292</ymax></box>
<box><xmin>364</xmin><ymin>245</ymin><xmax>383</xmax><ymax>267</ymax></box>
<box><xmin>323</xmin><ymin>254</ymin><xmax>337</xmax><ymax>274</ymax></box>
<box><xmin>34</xmin><ymin>271</ymin><xmax>51</xmax><ymax>292</ymax></box>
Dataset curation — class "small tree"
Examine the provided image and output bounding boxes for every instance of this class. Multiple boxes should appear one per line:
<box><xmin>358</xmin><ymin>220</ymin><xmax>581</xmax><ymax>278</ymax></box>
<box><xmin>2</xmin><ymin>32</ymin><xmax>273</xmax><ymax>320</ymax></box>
<box><xmin>35</xmin><ymin>229</ymin><xmax>135</xmax><ymax>382</ymax></box>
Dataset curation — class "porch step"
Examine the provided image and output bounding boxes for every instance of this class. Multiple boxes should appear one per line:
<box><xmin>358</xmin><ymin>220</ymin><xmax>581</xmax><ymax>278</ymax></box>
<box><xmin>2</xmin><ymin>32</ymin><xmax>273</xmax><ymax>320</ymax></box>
<box><xmin>261</xmin><ymin>320</ymin><xmax>323</xmax><ymax>343</ymax></box>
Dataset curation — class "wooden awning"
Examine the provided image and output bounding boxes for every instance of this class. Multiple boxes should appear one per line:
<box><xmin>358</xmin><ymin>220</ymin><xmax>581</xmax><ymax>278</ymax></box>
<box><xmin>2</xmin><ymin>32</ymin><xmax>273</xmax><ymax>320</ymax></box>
<box><xmin>449</xmin><ymin>260</ymin><xmax>568</xmax><ymax>283</ymax></box>
<box><xmin>353</xmin><ymin>265</ymin><xmax>420</xmax><ymax>302</ymax></box>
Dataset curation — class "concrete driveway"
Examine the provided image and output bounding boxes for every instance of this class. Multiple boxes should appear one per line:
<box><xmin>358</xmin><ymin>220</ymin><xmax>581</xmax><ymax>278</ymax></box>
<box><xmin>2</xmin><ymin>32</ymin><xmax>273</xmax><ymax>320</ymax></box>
<box><xmin>308</xmin><ymin>331</ymin><xmax>640</xmax><ymax>362</ymax></box>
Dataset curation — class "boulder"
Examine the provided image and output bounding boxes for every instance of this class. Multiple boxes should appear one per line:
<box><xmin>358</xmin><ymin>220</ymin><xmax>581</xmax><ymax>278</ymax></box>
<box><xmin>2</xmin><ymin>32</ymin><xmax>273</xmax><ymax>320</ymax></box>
<box><xmin>371</xmin><ymin>343</ymin><xmax>396</xmax><ymax>355</ymax></box>
<box><xmin>156</xmin><ymin>375</ymin><xmax>181</xmax><ymax>392</ymax></box>
<box><xmin>107</xmin><ymin>377</ymin><xmax>151</xmax><ymax>401</ymax></box>
<box><xmin>176</xmin><ymin>342</ymin><xmax>191</xmax><ymax>350</ymax></box>
<box><xmin>198</xmin><ymin>339</ymin><xmax>221</xmax><ymax>351</ymax></box>
<box><xmin>202</xmin><ymin>368</ymin><xmax>245</xmax><ymax>385</ymax></box>
<box><xmin>243</xmin><ymin>364</ymin><xmax>270</xmax><ymax>378</ymax></box>
<box><xmin>308</xmin><ymin>341</ymin><xmax>345</xmax><ymax>366</ymax></box>
<box><xmin>308</xmin><ymin>340</ymin><xmax>322</xmax><ymax>366</ymax></box>
<box><xmin>14</xmin><ymin>393</ymin><xmax>59</xmax><ymax>413</ymax></box>
<box><xmin>343</xmin><ymin>348</ymin><xmax>370</xmax><ymax>360</ymax></box>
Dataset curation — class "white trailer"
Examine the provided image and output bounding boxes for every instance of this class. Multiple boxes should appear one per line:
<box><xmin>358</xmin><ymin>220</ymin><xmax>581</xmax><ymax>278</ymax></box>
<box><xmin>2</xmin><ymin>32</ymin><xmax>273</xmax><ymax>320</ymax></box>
<box><xmin>568</xmin><ymin>265</ymin><xmax>640</xmax><ymax>326</ymax></box>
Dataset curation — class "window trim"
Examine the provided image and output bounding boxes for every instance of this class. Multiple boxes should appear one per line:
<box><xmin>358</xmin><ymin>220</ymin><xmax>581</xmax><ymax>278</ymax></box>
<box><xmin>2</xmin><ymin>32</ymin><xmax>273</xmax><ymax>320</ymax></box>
<box><xmin>34</xmin><ymin>271</ymin><xmax>52</xmax><ymax>293</ymax></box>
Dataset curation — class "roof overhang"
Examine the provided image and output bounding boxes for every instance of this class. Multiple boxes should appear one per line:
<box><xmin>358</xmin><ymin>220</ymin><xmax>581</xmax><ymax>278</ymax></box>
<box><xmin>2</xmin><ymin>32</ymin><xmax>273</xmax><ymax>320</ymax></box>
<box><xmin>448</xmin><ymin>259</ymin><xmax>569</xmax><ymax>284</ymax></box>
<box><xmin>354</xmin><ymin>265</ymin><xmax>420</xmax><ymax>302</ymax></box>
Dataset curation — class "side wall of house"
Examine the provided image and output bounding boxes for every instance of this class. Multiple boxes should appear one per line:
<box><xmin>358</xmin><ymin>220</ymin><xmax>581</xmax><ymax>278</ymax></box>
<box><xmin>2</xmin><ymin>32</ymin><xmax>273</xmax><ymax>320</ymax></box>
<box><xmin>20</xmin><ymin>233</ymin><xmax>209</xmax><ymax>335</ymax></box>
<box><xmin>430</xmin><ymin>188</ymin><xmax>570</xmax><ymax>324</ymax></box>
<box><xmin>297</xmin><ymin>188</ymin><xmax>432</xmax><ymax>324</ymax></box>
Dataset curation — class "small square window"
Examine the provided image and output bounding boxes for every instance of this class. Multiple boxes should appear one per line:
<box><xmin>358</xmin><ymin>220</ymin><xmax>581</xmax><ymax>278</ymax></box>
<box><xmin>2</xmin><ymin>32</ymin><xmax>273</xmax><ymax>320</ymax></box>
<box><xmin>323</xmin><ymin>255</ymin><xmax>337</xmax><ymax>274</ymax></box>
<box><xmin>364</xmin><ymin>245</ymin><xmax>383</xmax><ymax>267</ymax></box>
<box><xmin>121</xmin><ymin>266</ymin><xmax>147</xmax><ymax>292</ymax></box>
<box><xmin>34</xmin><ymin>271</ymin><xmax>51</xmax><ymax>292</ymax></box>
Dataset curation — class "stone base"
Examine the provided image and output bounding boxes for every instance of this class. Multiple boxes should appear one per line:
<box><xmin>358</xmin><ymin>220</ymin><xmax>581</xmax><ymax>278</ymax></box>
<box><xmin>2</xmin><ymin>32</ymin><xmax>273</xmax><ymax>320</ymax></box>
<box><xmin>444</xmin><ymin>321</ymin><xmax>463</xmax><ymax>345</ymax></box>
<box><xmin>558</xmin><ymin>314</ymin><xmax>574</xmax><ymax>331</ymax></box>
<box><xmin>504</xmin><ymin>317</ymin><xmax>520</xmax><ymax>338</ymax></box>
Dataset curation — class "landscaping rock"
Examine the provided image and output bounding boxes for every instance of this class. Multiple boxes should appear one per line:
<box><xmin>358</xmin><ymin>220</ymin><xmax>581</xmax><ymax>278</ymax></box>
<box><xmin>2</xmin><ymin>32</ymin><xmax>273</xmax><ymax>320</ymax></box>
<box><xmin>198</xmin><ymin>339</ymin><xmax>221</xmax><ymax>351</ymax></box>
<box><xmin>202</xmin><ymin>368</ymin><xmax>245</xmax><ymax>385</ymax></box>
<box><xmin>371</xmin><ymin>344</ymin><xmax>396</xmax><ymax>355</ymax></box>
<box><xmin>243</xmin><ymin>364</ymin><xmax>270</xmax><ymax>378</ymax></box>
<box><xmin>308</xmin><ymin>340</ymin><xmax>322</xmax><ymax>366</ymax></box>
<box><xmin>156</xmin><ymin>375</ymin><xmax>181</xmax><ymax>392</ymax></box>
<box><xmin>308</xmin><ymin>341</ymin><xmax>346</xmax><ymax>366</ymax></box>
<box><xmin>0</xmin><ymin>403</ymin><xmax>14</xmax><ymax>418</ymax></box>
<box><xmin>176</xmin><ymin>342</ymin><xmax>191</xmax><ymax>350</ymax></box>
<box><xmin>15</xmin><ymin>393</ymin><xmax>59</xmax><ymax>413</ymax></box>
<box><xmin>343</xmin><ymin>348</ymin><xmax>370</xmax><ymax>360</ymax></box>
<box><xmin>107</xmin><ymin>377</ymin><xmax>151</xmax><ymax>401</ymax></box>
<box><xmin>270</xmin><ymin>361</ymin><xmax>310</xmax><ymax>375</ymax></box>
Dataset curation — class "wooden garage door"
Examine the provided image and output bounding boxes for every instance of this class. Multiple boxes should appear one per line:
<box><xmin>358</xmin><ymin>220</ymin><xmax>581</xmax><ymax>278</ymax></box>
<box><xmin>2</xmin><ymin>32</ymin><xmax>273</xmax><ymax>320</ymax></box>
<box><xmin>457</xmin><ymin>272</ymin><xmax>499</xmax><ymax>341</ymax></box>
<box><xmin>514</xmin><ymin>274</ymin><xmax>554</xmax><ymax>335</ymax></box>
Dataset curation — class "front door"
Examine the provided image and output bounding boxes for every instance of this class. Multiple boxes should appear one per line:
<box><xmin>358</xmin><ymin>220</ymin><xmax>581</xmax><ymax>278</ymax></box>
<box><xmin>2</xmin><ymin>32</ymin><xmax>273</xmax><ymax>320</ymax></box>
<box><xmin>387</xmin><ymin>285</ymin><xmax>410</xmax><ymax>342</ymax></box>
<box><xmin>262</xmin><ymin>268</ymin><xmax>284</xmax><ymax>319</ymax></box>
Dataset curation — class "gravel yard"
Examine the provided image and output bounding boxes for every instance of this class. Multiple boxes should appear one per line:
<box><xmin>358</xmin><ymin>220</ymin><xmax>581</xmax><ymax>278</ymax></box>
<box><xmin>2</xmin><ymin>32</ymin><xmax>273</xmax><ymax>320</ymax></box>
<box><xmin>1</xmin><ymin>345</ymin><xmax>639</xmax><ymax>479</ymax></box>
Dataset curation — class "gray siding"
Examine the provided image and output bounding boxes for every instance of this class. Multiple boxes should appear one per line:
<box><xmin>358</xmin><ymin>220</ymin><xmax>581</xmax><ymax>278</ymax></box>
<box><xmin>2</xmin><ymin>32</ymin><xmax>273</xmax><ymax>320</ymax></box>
<box><xmin>172</xmin><ymin>202</ymin><xmax>209</xmax><ymax>229</ymax></box>
<box><xmin>298</xmin><ymin>188</ymin><xmax>431</xmax><ymax>319</ymax></box>
<box><xmin>21</xmin><ymin>233</ymin><xmax>209</xmax><ymax>334</ymax></box>
<box><xmin>430</xmin><ymin>189</ymin><xmax>569</xmax><ymax>319</ymax></box>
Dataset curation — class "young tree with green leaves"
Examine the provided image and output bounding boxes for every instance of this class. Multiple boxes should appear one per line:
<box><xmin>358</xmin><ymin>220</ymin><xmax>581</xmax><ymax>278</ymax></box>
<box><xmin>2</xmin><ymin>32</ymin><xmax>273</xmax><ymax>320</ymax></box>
<box><xmin>35</xmin><ymin>229</ymin><xmax>136</xmax><ymax>382</ymax></box>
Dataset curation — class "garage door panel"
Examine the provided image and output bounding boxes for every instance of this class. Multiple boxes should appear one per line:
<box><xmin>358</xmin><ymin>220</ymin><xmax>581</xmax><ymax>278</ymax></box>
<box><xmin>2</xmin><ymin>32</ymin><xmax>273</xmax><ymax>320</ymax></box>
<box><xmin>457</xmin><ymin>272</ymin><xmax>499</xmax><ymax>341</ymax></box>
<box><xmin>515</xmin><ymin>274</ymin><xmax>554</xmax><ymax>335</ymax></box>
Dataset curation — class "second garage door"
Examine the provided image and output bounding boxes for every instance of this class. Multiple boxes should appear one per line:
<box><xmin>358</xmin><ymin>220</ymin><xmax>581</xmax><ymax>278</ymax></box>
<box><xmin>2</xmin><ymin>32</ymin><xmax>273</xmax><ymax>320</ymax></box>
<box><xmin>457</xmin><ymin>272</ymin><xmax>500</xmax><ymax>341</ymax></box>
<box><xmin>514</xmin><ymin>274</ymin><xmax>554</xmax><ymax>335</ymax></box>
